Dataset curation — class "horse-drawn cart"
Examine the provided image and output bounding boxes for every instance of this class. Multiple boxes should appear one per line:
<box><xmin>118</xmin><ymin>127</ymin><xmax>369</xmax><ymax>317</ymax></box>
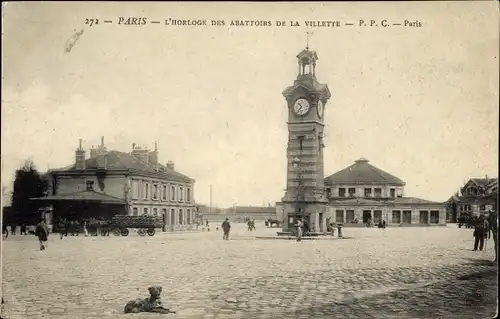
<box><xmin>104</xmin><ymin>215</ymin><xmax>163</xmax><ymax>237</ymax></box>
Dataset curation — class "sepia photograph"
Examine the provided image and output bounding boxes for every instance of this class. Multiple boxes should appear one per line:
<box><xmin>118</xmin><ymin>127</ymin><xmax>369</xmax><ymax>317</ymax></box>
<box><xmin>1</xmin><ymin>2</ymin><xmax>499</xmax><ymax>318</ymax></box>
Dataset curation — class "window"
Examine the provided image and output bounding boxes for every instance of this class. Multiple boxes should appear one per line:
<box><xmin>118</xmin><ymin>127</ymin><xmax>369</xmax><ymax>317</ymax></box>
<box><xmin>390</xmin><ymin>188</ymin><xmax>395</xmax><ymax>198</ymax></box>
<box><xmin>179</xmin><ymin>209</ymin><xmax>183</xmax><ymax>225</ymax></box>
<box><xmin>187</xmin><ymin>188</ymin><xmax>191</xmax><ymax>202</ymax></box>
<box><xmin>187</xmin><ymin>209</ymin><xmax>191</xmax><ymax>224</ymax></box>
<box><xmin>179</xmin><ymin>187</ymin><xmax>184</xmax><ymax>201</ymax></box>
<box><xmin>338</xmin><ymin>188</ymin><xmax>346</xmax><ymax>197</ymax></box>
<box><xmin>170</xmin><ymin>209</ymin><xmax>175</xmax><ymax>225</ymax></box>
<box><xmin>392</xmin><ymin>210</ymin><xmax>401</xmax><ymax>224</ymax></box>
<box><xmin>144</xmin><ymin>183</ymin><xmax>149</xmax><ymax>199</ymax></box>
<box><xmin>374</xmin><ymin>188</ymin><xmax>382</xmax><ymax>197</ymax></box>
<box><xmin>143</xmin><ymin>208</ymin><xmax>148</xmax><ymax>215</ymax></box>
<box><xmin>86</xmin><ymin>180</ymin><xmax>94</xmax><ymax>191</ymax></box>
<box><xmin>419</xmin><ymin>210</ymin><xmax>429</xmax><ymax>224</ymax></box>
<box><xmin>402</xmin><ymin>210</ymin><xmax>412</xmax><ymax>224</ymax></box>
<box><xmin>133</xmin><ymin>207</ymin><xmax>138</xmax><ymax>216</ymax></box>
<box><xmin>430</xmin><ymin>211</ymin><xmax>439</xmax><ymax>224</ymax></box>
<box><xmin>153</xmin><ymin>208</ymin><xmax>158</xmax><ymax>216</ymax></box>
<box><xmin>153</xmin><ymin>184</ymin><xmax>158</xmax><ymax>200</ymax></box>
<box><xmin>162</xmin><ymin>185</ymin><xmax>167</xmax><ymax>200</ymax></box>
<box><xmin>171</xmin><ymin>186</ymin><xmax>176</xmax><ymax>201</ymax></box>
<box><xmin>298</xmin><ymin>136</ymin><xmax>304</xmax><ymax>151</ymax></box>
<box><xmin>480</xmin><ymin>204</ymin><xmax>486</xmax><ymax>211</ymax></box>
<box><xmin>326</xmin><ymin>188</ymin><xmax>332</xmax><ymax>198</ymax></box>
<box><xmin>162</xmin><ymin>208</ymin><xmax>167</xmax><ymax>224</ymax></box>
<box><xmin>132</xmin><ymin>181</ymin><xmax>140</xmax><ymax>199</ymax></box>
<box><xmin>346</xmin><ymin>210</ymin><xmax>355</xmax><ymax>223</ymax></box>
<box><xmin>348</xmin><ymin>188</ymin><xmax>356</xmax><ymax>197</ymax></box>
<box><xmin>364</xmin><ymin>188</ymin><xmax>372</xmax><ymax>197</ymax></box>
<box><xmin>335</xmin><ymin>210</ymin><xmax>344</xmax><ymax>223</ymax></box>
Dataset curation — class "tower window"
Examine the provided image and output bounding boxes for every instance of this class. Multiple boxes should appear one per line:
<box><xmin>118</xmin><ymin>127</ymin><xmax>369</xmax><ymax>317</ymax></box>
<box><xmin>298</xmin><ymin>136</ymin><xmax>305</xmax><ymax>151</ymax></box>
<box><xmin>86</xmin><ymin>181</ymin><xmax>94</xmax><ymax>191</ymax></box>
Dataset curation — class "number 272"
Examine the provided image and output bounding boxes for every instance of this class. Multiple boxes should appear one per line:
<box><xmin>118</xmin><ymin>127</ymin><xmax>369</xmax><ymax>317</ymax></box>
<box><xmin>85</xmin><ymin>19</ymin><xmax>99</xmax><ymax>26</ymax></box>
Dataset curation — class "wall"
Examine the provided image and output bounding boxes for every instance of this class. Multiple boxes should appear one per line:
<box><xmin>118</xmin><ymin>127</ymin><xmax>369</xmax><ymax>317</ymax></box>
<box><xmin>327</xmin><ymin>204</ymin><xmax>446</xmax><ymax>226</ymax></box>
<box><xmin>56</xmin><ymin>174</ymin><xmax>127</xmax><ymax>199</ymax></box>
<box><xmin>129</xmin><ymin>175</ymin><xmax>196</xmax><ymax>225</ymax></box>
<box><xmin>327</xmin><ymin>184</ymin><xmax>405</xmax><ymax>198</ymax></box>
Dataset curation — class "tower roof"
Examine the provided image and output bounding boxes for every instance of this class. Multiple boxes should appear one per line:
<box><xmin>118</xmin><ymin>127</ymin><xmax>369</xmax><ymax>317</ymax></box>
<box><xmin>325</xmin><ymin>158</ymin><xmax>405</xmax><ymax>186</ymax></box>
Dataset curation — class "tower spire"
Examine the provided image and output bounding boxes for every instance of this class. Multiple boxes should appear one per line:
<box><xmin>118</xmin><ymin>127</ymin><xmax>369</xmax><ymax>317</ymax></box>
<box><xmin>306</xmin><ymin>28</ymin><xmax>314</xmax><ymax>50</ymax></box>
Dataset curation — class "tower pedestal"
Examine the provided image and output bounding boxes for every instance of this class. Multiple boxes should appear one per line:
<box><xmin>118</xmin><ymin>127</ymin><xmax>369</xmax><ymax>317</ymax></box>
<box><xmin>280</xmin><ymin>197</ymin><xmax>328</xmax><ymax>234</ymax></box>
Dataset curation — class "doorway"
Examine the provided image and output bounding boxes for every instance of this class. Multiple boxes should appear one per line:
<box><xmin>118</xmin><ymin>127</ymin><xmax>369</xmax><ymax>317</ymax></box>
<box><xmin>362</xmin><ymin>210</ymin><xmax>372</xmax><ymax>223</ymax></box>
<box><xmin>373</xmin><ymin>210</ymin><xmax>382</xmax><ymax>224</ymax></box>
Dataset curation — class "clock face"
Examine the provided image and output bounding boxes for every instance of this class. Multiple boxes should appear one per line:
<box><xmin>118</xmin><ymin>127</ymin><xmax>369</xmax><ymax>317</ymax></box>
<box><xmin>293</xmin><ymin>98</ymin><xmax>310</xmax><ymax>116</ymax></box>
<box><xmin>317</xmin><ymin>100</ymin><xmax>324</xmax><ymax>118</ymax></box>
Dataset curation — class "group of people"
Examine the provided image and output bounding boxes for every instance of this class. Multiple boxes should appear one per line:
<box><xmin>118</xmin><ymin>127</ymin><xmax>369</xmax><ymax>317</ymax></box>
<box><xmin>246</xmin><ymin>219</ymin><xmax>256</xmax><ymax>231</ymax></box>
<box><xmin>472</xmin><ymin>212</ymin><xmax>497</xmax><ymax>258</ymax></box>
<box><xmin>2</xmin><ymin>222</ymin><xmax>29</xmax><ymax>238</ymax></box>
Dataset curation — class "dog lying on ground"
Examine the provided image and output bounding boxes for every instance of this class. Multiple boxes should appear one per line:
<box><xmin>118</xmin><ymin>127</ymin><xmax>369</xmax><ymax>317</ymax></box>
<box><xmin>124</xmin><ymin>286</ymin><xmax>175</xmax><ymax>314</ymax></box>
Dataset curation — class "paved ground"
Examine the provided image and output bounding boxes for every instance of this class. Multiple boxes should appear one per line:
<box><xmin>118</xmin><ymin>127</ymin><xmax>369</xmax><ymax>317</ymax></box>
<box><xmin>1</xmin><ymin>223</ymin><xmax>497</xmax><ymax>319</ymax></box>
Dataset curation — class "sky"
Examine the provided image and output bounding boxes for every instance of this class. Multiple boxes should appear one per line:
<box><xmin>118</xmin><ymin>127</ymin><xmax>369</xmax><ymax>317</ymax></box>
<box><xmin>1</xmin><ymin>2</ymin><xmax>499</xmax><ymax>208</ymax></box>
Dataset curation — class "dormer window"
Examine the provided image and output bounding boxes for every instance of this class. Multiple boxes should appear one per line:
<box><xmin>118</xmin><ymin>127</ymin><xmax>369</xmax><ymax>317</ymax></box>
<box><xmin>86</xmin><ymin>181</ymin><xmax>94</xmax><ymax>191</ymax></box>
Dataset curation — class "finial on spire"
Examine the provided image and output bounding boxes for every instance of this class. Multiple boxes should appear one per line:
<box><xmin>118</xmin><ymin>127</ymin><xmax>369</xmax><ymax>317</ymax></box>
<box><xmin>155</xmin><ymin>141</ymin><xmax>158</xmax><ymax>151</ymax></box>
<box><xmin>306</xmin><ymin>28</ymin><xmax>314</xmax><ymax>50</ymax></box>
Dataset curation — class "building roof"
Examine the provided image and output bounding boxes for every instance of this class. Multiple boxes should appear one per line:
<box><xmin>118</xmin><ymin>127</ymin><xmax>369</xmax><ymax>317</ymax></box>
<box><xmin>329</xmin><ymin>196</ymin><xmax>443</xmax><ymax>206</ymax></box>
<box><xmin>386</xmin><ymin>197</ymin><xmax>444</xmax><ymax>205</ymax></box>
<box><xmin>50</xmin><ymin>151</ymin><xmax>193</xmax><ymax>182</ymax></box>
<box><xmin>30</xmin><ymin>190</ymin><xmax>126</xmax><ymax>204</ymax></box>
<box><xmin>471</xmin><ymin>178</ymin><xmax>498</xmax><ymax>187</ymax></box>
<box><xmin>231</xmin><ymin>206</ymin><xmax>276</xmax><ymax>214</ymax></box>
<box><xmin>325</xmin><ymin>158</ymin><xmax>405</xmax><ymax>186</ymax></box>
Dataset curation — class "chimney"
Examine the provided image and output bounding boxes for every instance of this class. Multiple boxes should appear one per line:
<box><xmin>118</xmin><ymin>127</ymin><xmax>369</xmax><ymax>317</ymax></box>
<box><xmin>132</xmin><ymin>144</ymin><xmax>149</xmax><ymax>164</ymax></box>
<box><xmin>166</xmin><ymin>161</ymin><xmax>175</xmax><ymax>170</ymax></box>
<box><xmin>96</xmin><ymin>137</ymin><xmax>108</xmax><ymax>169</ymax></box>
<box><xmin>75</xmin><ymin>139</ymin><xmax>86</xmax><ymax>170</ymax></box>
<box><xmin>149</xmin><ymin>141</ymin><xmax>159</xmax><ymax>168</ymax></box>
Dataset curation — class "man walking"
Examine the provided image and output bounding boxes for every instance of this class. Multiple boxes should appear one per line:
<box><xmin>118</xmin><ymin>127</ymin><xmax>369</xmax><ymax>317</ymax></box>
<box><xmin>221</xmin><ymin>218</ymin><xmax>231</xmax><ymax>240</ymax></box>
<box><xmin>487</xmin><ymin>210</ymin><xmax>498</xmax><ymax>262</ymax></box>
<box><xmin>473</xmin><ymin>214</ymin><xmax>489</xmax><ymax>251</ymax></box>
<box><xmin>295</xmin><ymin>219</ymin><xmax>303</xmax><ymax>242</ymax></box>
<box><xmin>35</xmin><ymin>218</ymin><xmax>49</xmax><ymax>251</ymax></box>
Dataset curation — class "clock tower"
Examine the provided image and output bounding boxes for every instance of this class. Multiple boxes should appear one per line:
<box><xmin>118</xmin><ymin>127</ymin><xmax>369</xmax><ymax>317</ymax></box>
<box><xmin>281</xmin><ymin>47</ymin><xmax>331</xmax><ymax>233</ymax></box>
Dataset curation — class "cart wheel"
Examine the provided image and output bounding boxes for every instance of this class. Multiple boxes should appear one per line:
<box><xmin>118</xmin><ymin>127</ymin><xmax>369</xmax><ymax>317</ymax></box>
<box><xmin>147</xmin><ymin>228</ymin><xmax>155</xmax><ymax>236</ymax></box>
<box><xmin>121</xmin><ymin>228</ymin><xmax>129</xmax><ymax>236</ymax></box>
<box><xmin>138</xmin><ymin>228</ymin><xmax>146</xmax><ymax>237</ymax></box>
<box><xmin>101</xmin><ymin>228</ymin><xmax>108</xmax><ymax>236</ymax></box>
<box><xmin>113</xmin><ymin>229</ymin><xmax>121</xmax><ymax>236</ymax></box>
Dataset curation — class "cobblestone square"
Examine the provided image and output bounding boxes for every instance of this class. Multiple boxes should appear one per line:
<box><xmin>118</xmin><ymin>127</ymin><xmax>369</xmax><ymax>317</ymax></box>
<box><xmin>1</xmin><ymin>224</ymin><xmax>497</xmax><ymax>319</ymax></box>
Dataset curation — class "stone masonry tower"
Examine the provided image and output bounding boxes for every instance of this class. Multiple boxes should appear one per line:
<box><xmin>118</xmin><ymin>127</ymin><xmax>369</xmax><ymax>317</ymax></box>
<box><xmin>281</xmin><ymin>46</ymin><xmax>331</xmax><ymax>233</ymax></box>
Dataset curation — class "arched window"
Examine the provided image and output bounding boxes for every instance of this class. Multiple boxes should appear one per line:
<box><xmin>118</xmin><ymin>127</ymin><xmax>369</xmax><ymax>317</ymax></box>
<box><xmin>133</xmin><ymin>207</ymin><xmax>138</xmax><ymax>216</ymax></box>
<box><xmin>143</xmin><ymin>207</ymin><xmax>148</xmax><ymax>215</ymax></box>
<box><xmin>153</xmin><ymin>208</ymin><xmax>158</xmax><ymax>216</ymax></box>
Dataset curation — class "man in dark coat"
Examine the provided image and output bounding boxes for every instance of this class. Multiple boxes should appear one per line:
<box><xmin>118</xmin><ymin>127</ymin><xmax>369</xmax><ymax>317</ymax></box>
<box><xmin>473</xmin><ymin>215</ymin><xmax>489</xmax><ymax>251</ymax></box>
<box><xmin>221</xmin><ymin>218</ymin><xmax>231</xmax><ymax>240</ymax></box>
<box><xmin>35</xmin><ymin>219</ymin><xmax>49</xmax><ymax>250</ymax></box>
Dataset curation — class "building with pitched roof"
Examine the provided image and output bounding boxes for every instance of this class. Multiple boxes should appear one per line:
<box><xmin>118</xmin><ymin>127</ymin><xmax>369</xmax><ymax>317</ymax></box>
<box><xmin>277</xmin><ymin>158</ymin><xmax>447</xmax><ymax>227</ymax></box>
<box><xmin>33</xmin><ymin>137</ymin><xmax>197</xmax><ymax>230</ymax></box>
<box><xmin>445</xmin><ymin>177</ymin><xmax>498</xmax><ymax>222</ymax></box>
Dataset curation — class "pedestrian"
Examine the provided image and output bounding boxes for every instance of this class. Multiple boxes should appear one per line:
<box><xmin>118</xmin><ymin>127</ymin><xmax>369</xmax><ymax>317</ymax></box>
<box><xmin>11</xmin><ymin>223</ymin><xmax>16</xmax><ymax>235</ymax></box>
<box><xmin>251</xmin><ymin>219</ymin><xmax>256</xmax><ymax>231</ymax></box>
<box><xmin>382</xmin><ymin>220</ymin><xmax>386</xmax><ymax>229</ymax></box>
<box><xmin>295</xmin><ymin>219</ymin><xmax>303</xmax><ymax>242</ymax></box>
<box><xmin>83</xmin><ymin>220</ymin><xmax>89</xmax><ymax>237</ymax></box>
<box><xmin>2</xmin><ymin>223</ymin><xmax>8</xmax><ymax>239</ymax></box>
<box><xmin>247</xmin><ymin>219</ymin><xmax>252</xmax><ymax>231</ymax></box>
<box><xmin>57</xmin><ymin>219</ymin><xmax>66</xmax><ymax>240</ymax></box>
<box><xmin>35</xmin><ymin>219</ymin><xmax>49</xmax><ymax>251</ymax></box>
<box><xmin>221</xmin><ymin>218</ymin><xmax>231</xmax><ymax>240</ymax></box>
<box><xmin>205</xmin><ymin>220</ymin><xmax>209</xmax><ymax>227</ymax></box>
<box><xmin>473</xmin><ymin>215</ymin><xmax>489</xmax><ymax>251</ymax></box>
<box><xmin>20</xmin><ymin>221</ymin><xmax>28</xmax><ymax>235</ymax></box>
<box><xmin>486</xmin><ymin>210</ymin><xmax>498</xmax><ymax>262</ymax></box>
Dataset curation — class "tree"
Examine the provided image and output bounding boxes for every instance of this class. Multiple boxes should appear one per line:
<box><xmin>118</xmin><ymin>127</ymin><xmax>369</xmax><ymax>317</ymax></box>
<box><xmin>10</xmin><ymin>159</ymin><xmax>49</xmax><ymax>223</ymax></box>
